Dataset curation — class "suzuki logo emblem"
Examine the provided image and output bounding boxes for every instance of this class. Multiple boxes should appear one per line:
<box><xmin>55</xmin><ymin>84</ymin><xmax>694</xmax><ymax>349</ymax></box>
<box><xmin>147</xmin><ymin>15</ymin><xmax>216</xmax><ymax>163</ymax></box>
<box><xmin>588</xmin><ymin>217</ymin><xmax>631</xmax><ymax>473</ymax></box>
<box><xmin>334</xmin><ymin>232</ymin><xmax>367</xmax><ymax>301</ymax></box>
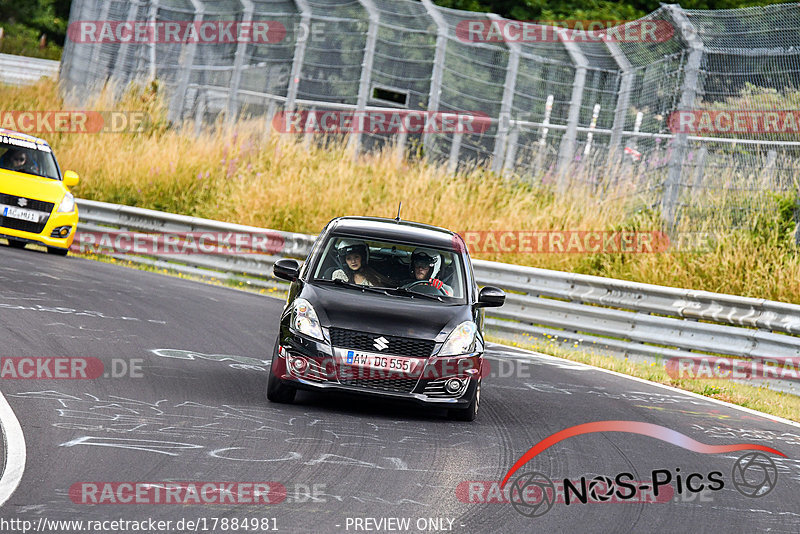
<box><xmin>373</xmin><ymin>336</ymin><xmax>389</xmax><ymax>351</ymax></box>
<box><xmin>17</xmin><ymin>198</ymin><xmax>27</xmax><ymax>207</ymax></box>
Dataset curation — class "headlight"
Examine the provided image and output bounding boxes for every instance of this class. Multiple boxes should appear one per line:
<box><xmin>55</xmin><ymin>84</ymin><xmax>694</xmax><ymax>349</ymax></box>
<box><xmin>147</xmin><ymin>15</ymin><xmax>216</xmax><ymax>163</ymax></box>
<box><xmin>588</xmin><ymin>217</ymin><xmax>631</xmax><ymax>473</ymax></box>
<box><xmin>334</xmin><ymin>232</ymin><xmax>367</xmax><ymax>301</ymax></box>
<box><xmin>439</xmin><ymin>321</ymin><xmax>478</xmax><ymax>356</ymax></box>
<box><xmin>292</xmin><ymin>298</ymin><xmax>324</xmax><ymax>341</ymax></box>
<box><xmin>57</xmin><ymin>192</ymin><xmax>75</xmax><ymax>213</ymax></box>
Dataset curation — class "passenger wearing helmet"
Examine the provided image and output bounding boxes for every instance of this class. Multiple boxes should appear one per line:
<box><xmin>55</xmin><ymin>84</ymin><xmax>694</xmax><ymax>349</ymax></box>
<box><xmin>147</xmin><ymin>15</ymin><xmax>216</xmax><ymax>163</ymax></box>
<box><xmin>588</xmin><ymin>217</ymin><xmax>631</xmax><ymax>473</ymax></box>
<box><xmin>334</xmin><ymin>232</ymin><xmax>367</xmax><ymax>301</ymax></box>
<box><xmin>0</xmin><ymin>148</ymin><xmax>39</xmax><ymax>175</ymax></box>
<box><xmin>331</xmin><ymin>239</ymin><xmax>391</xmax><ymax>286</ymax></box>
<box><xmin>405</xmin><ymin>248</ymin><xmax>453</xmax><ymax>296</ymax></box>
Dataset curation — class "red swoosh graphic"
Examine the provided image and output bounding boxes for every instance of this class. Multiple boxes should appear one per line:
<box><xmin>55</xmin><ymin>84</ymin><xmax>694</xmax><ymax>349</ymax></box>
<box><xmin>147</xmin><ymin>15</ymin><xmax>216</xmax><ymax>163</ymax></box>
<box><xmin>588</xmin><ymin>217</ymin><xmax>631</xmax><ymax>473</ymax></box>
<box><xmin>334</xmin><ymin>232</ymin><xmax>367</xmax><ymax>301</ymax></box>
<box><xmin>500</xmin><ymin>420</ymin><xmax>786</xmax><ymax>487</ymax></box>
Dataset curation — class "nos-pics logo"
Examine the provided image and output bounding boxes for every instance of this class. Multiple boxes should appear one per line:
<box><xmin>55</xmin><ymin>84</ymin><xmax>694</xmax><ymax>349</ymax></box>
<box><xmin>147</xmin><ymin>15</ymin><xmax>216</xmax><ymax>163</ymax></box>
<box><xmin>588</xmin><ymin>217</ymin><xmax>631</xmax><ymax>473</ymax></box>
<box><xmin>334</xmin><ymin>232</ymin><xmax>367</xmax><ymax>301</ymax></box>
<box><xmin>501</xmin><ymin>421</ymin><xmax>783</xmax><ymax>518</ymax></box>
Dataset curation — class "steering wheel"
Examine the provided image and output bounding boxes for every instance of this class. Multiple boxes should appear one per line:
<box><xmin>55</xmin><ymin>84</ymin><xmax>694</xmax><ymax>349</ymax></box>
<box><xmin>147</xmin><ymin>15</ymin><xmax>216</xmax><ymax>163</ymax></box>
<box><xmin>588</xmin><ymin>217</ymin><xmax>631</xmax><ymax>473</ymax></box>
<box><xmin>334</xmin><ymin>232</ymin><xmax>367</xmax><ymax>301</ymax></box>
<box><xmin>400</xmin><ymin>279</ymin><xmax>447</xmax><ymax>295</ymax></box>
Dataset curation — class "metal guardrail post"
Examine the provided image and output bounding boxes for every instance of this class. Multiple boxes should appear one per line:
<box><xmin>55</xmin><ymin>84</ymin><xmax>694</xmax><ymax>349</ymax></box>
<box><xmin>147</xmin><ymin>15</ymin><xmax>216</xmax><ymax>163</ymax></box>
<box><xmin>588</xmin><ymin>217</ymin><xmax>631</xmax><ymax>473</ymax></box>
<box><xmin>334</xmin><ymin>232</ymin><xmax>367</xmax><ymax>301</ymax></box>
<box><xmin>421</xmin><ymin>0</ymin><xmax>447</xmax><ymax>156</ymax></box>
<box><xmin>605</xmin><ymin>38</ymin><xmax>633</xmax><ymax>161</ymax></box>
<box><xmin>226</xmin><ymin>0</ymin><xmax>255</xmax><ymax>123</ymax></box>
<box><xmin>167</xmin><ymin>0</ymin><xmax>204</xmax><ymax>125</ymax></box>
<box><xmin>663</xmin><ymin>5</ymin><xmax>704</xmax><ymax>230</ymax></box>
<box><xmin>487</xmin><ymin>14</ymin><xmax>520</xmax><ymax>175</ymax></box>
<box><xmin>556</xmin><ymin>31</ymin><xmax>588</xmax><ymax>190</ymax></box>
<box><xmin>286</xmin><ymin>0</ymin><xmax>311</xmax><ymax>113</ymax></box>
<box><xmin>350</xmin><ymin>0</ymin><xmax>380</xmax><ymax>155</ymax></box>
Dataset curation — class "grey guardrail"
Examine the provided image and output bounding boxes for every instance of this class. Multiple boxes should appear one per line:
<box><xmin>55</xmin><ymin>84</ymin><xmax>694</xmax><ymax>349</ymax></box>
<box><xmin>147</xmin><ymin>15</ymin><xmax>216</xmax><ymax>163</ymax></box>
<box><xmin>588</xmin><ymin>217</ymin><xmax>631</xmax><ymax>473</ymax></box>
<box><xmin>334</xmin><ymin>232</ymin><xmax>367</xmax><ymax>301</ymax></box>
<box><xmin>76</xmin><ymin>199</ymin><xmax>800</xmax><ymax>387</ymax></box>
<box><xmin>0</xmin><ymin>53</ymin><xmax>59</xmax><ymax>86</ymax></box>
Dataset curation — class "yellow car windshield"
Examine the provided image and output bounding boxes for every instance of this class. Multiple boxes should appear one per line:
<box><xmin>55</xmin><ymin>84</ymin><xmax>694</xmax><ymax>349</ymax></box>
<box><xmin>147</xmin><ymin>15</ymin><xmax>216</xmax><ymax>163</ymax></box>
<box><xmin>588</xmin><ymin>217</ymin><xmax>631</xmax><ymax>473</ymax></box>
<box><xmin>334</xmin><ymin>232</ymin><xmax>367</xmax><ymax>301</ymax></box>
<box><xmin>0</xmin><ymin>142</ymin><xmax>60</xmax><ymax>180</ymax></box>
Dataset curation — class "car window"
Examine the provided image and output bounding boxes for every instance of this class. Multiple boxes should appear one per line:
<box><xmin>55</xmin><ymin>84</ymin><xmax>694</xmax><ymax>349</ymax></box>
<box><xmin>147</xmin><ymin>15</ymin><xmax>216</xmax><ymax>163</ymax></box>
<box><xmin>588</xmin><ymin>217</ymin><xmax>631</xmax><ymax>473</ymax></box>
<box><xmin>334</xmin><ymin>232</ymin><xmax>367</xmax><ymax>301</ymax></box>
<box><xmin>0</xmin><ymin>141</ymin><xmax>60</xmax><ymax>180</ymax></box>
<box><xmin>312</xmin><ymin>235</ymin><xmax>466</xmax><ymax>301</ymax></box>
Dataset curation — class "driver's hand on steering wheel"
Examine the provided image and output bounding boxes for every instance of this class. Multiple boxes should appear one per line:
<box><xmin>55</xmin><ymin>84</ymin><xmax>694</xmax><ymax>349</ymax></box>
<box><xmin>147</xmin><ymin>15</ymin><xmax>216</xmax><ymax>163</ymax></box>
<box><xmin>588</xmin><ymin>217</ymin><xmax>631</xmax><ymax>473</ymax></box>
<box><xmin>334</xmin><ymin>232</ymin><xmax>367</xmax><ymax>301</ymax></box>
<box><xmin>427</xmin><ymin>278</ymin><xmax>452</xmax><ymax>295</ymax></box>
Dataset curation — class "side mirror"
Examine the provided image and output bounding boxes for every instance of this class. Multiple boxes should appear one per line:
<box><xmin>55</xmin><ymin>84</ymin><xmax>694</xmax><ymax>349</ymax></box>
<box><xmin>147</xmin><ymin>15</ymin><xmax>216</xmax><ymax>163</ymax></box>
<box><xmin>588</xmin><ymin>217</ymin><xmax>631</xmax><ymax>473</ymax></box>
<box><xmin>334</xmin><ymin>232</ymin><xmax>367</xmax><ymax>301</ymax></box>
<box><xmin>476</xmin><ymin>286</ymin><xmax>505</xmax><ymax>308</ymax></box>
<box><xmin>274</xmin><ymin>258</ymin><xmax>301</xmax><ymax>282</ymax></box>
<box><xmin>63</xmin><ymin>170</ymin><xmax>80</xmax><ymax>187</ymax></box>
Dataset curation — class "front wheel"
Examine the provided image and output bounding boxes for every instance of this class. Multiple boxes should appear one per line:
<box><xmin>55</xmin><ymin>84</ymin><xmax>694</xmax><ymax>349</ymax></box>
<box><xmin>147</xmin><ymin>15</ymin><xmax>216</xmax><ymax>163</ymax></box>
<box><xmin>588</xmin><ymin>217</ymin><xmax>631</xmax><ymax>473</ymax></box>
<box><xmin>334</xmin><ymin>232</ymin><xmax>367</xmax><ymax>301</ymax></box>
<box><xmin>266</xmin><ymin>342</ymin><xmax>296</xmax><ymax>403</ymax></box>
<box><xmin>448</xmin><ymin>378</ymin><xmax>480</xmax><ymax>422</ymax></box>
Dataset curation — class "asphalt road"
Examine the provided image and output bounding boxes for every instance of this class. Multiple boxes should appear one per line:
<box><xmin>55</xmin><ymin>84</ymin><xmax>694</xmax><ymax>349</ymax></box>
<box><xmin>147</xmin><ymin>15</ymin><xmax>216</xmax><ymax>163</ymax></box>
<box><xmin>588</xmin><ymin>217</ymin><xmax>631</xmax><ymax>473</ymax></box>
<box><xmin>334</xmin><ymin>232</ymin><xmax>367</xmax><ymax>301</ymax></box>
<box><xmin>0</xmin><ymin>245</ymin><xmax>798</xmax><ymax>534</ymax></box>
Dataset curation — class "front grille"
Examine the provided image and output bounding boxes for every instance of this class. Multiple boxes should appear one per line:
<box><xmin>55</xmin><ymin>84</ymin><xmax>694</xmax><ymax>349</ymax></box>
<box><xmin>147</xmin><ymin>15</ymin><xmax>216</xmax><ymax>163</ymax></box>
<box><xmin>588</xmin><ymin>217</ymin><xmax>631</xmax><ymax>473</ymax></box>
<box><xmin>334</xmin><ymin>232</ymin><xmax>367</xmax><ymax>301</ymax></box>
<box><xmin>330</xmin><ymin>328</ymin><xmax>434</xmax><ymax>359</ymax></box>
<box><xmin>0</xmin><ymin>216</ymin><xmax>46</xmax><ymax>234</ymax></box>
<box><xmin>340</xmin><ymin>377</ymin><xmax>417</xmax><ymax>393</ymax></box>
<box><xmin>0</xmin><ymin>193</ymin><xmax>54</xmax><ymax>213</ymax></box>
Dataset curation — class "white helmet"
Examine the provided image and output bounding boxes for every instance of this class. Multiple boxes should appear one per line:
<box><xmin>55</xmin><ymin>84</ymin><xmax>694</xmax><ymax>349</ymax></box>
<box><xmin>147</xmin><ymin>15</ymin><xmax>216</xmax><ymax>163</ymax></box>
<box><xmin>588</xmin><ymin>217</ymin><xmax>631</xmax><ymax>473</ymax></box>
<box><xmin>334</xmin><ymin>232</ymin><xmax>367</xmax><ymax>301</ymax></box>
<box><xmin>410</xmin><ymin>248</ymin><xmax>441</xmax><ymax>279</ymax></box>
<box><xmin>336</xmin><ymin>239</ymin><xmax>369</xmax><ymax>267</ymax></box>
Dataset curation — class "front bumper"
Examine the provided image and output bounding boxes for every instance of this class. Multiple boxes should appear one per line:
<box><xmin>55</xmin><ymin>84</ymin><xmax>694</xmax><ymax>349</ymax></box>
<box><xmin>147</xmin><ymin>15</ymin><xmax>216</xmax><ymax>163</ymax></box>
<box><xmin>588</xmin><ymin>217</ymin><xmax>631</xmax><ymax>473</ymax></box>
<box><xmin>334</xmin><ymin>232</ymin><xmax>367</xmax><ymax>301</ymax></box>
<box><xmin>273</xmin><ymin>331</ymin><xmax>482</xmax><ymax>407</ymax></box>
<box><xmin>1</xmin><ymin>209</ymin><xmax>78</xmax><ymax>249</ymax></box>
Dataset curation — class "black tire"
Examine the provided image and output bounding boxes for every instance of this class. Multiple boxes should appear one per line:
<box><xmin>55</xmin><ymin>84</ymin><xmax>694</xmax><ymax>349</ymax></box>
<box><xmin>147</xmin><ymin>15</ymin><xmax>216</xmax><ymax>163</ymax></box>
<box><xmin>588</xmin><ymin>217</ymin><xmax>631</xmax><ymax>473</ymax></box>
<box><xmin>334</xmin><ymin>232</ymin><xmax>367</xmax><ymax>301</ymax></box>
<box><xmin>448</xmin><ymin>379</ymin><xmax>480</xmax><ymax>422</ymax></box>
<box><xmin>266</xmin><ymin>344</ymin><xmax>296</xmax><ymax>403</ymax></box>
<box><xmin>47</xmin><ymin>246</ymin><xmax>69</xmax><ymax>256</ymax></box>
<box><xmin>7</xmin><ymin>240</ymin><xmax>26</xmax><ymax>249</ymax></box>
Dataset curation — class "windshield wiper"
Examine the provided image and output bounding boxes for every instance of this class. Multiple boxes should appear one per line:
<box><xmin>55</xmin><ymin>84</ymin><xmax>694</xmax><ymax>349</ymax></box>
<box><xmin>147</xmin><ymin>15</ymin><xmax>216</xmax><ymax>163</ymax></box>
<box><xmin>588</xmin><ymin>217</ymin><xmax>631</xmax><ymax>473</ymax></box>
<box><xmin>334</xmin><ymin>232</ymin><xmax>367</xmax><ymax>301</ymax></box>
<box><xmin>372</xmin><ymin>286</ymin><xmax>444</xmax><ymax>302</ymax></box>
<box><xmin>315</xmin><ymin>279</ymin><xmax>399</xmax><ymax>296</ymax></box>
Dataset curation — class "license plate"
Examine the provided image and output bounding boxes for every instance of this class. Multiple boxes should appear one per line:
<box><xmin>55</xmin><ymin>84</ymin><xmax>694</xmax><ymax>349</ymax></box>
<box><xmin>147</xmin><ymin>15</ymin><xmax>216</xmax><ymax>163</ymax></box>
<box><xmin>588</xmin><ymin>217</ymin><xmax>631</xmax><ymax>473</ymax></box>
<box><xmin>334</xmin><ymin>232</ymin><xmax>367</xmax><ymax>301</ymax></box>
<box><xmin>2</xmin><ymin>206</ymin><xmax>39</xmax><ymax>223</ymax></box>
<box><xmin>343</xmin><ymin>350</ymin><xmax>417</xmax><ymax>373</ymax></box>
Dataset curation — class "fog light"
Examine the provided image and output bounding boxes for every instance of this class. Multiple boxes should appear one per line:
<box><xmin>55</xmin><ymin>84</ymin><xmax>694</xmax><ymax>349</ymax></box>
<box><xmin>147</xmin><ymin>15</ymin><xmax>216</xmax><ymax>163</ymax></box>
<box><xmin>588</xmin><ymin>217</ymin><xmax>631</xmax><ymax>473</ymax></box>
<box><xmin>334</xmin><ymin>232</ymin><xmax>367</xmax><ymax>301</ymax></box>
<box><xmin>50</xmin><ymin>226</ymin><xmax>72</xmax><ymax>238</ymax></box>
<box><xmin>445</xmin><ymin>378</ymin><xmax>463</xmax><ymax>394</ymax></box>
<box><xmin>290</xmin><ymin>356</ymin><xmax>308</xmax><ymax>373</ymax></box>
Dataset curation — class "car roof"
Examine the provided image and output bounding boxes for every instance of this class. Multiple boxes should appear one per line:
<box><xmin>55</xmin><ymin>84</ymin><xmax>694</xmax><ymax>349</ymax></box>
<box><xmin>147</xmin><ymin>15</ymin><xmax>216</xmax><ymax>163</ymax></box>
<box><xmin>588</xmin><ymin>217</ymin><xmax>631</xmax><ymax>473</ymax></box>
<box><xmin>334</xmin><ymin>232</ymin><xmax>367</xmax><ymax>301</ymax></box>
<box><xmin>328</xmin><ymin>216</ymin><xmax>462</xmax><ymax>251</ymax></box>
<box><xmin>0</xmin><ymin>128</ymin><xmax>51</xmax><ymax>147</ymax></box>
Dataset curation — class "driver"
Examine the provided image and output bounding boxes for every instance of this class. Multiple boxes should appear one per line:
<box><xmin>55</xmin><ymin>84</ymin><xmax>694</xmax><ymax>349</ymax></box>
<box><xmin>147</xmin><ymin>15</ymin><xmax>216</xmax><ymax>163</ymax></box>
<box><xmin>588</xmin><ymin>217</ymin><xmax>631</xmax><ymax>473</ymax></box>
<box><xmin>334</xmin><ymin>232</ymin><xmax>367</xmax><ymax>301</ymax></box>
<box><xmin>331</xmin><ymin>239</ymin><xmax>391</xmax><ymax>287</ymax></box>
<box><xmin>406</xmin><ymin>248</ymin><xmax>453</xmax><ymax>296</ymax></box>
<box><xmin>0</xmin><ymin>149</ymin><xmax>38</xmax><ymax>174</ymax></box>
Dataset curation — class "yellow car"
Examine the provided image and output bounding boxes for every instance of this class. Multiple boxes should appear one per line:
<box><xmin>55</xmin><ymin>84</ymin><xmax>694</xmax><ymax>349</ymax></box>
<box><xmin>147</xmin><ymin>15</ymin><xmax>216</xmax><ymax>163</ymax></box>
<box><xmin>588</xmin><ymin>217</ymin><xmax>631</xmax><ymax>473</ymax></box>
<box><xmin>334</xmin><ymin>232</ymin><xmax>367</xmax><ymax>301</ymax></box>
<box><xmin>0</xmin><ymin>129</ymin><xmax>79</xmax><ymax>256</ymax></box>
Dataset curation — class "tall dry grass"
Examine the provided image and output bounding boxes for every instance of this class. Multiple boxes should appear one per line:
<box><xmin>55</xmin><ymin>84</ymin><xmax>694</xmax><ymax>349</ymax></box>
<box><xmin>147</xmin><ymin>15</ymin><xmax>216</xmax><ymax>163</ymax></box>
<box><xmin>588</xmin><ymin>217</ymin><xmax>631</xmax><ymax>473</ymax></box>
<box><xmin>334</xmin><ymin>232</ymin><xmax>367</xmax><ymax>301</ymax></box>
<box><xmin>4</xmin><ymin>79</ymin><xmax>800</xmax><ymax>302</ymax></box>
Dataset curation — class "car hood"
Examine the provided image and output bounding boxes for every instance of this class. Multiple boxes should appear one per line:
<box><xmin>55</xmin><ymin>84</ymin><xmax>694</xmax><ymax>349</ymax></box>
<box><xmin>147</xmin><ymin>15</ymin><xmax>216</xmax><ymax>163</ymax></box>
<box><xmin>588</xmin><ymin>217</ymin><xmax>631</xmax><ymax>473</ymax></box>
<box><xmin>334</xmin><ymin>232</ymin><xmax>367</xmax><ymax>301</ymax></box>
<box><xmin>302</xmin><ymin>284</ymin><xmax>470</xmax><ymax>341</ymax></box>
<box><xmin>0</xmin><ymin>169</ymin><xmax>66</xmax><ymax>204</ymax></box>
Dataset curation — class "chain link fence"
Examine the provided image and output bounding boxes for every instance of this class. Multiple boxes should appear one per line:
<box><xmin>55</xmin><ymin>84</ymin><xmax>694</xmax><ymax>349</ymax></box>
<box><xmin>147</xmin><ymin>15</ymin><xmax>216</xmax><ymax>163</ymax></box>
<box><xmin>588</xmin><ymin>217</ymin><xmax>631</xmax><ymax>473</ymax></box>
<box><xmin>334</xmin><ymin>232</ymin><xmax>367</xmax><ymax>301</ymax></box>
<box><xmin>59</xmin><ymin>1</ymin><xmax>800</xmax><ymax>230</ymax></box>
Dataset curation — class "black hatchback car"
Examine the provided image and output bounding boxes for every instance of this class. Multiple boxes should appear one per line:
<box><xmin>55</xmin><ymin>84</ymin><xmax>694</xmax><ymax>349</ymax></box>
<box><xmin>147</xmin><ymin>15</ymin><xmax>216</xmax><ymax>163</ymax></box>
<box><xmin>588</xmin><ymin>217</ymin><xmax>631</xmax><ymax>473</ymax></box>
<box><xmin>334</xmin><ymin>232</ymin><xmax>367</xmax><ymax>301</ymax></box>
<box><xmin>268</xmin><ymin>216</ymin><xmax>505</xmax><ymax>421</ymax></box>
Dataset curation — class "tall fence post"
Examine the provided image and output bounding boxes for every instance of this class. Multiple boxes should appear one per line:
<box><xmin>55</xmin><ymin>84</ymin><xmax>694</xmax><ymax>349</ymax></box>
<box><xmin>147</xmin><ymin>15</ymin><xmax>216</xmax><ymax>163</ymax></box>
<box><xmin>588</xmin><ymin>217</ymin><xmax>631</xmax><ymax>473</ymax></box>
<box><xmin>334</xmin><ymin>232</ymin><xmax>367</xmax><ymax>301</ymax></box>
<box><xmin>146</xmin><ymin>0</ymin><xmax>159</xmax><ymax>82</ymax></box>
<box><xmin>111</xmin><ymin>0</ymin><xmax>144</xmax><ymax>87</ymax></box>
<box><xmin>226</xmin><ymin>0</ymin><xmax>255</xmax><ymax>124</ymax></box>
<box><xmin>556</xmin><ymin>32</ymin><xmax>588</xmax><ymax>191</ymax></box>
<box><xmin>286</xmin><ymin>0</ymin><xmax>311</xmax><ymax>114</ymax></box>
<box><xmin>488</xmin><ymin>14</ymin><xmax>520</xmax><ymax>174</ymax></box>
<box><xmin>167</xmin><ymin>0</ymin><xmax>204</xmax><ymax>125</ymax></box>
<box><xmin>421</xmin><ymin>0</ymin><xmax>447</xmax><ymax>157</ymax></box>
<box><xmin>350</xmin><ymin>0</ymin><xmax>380</xmax><ymax>155</ymax></box>
<box><xmin>605</xmin><ymin>38</ymin><xmax>633</xmax><ymax>162</ymax></box>
<box><xmin>663</xmin><ymin>5</ymin><xmax>704</xmax><ymax>230</ymax></box>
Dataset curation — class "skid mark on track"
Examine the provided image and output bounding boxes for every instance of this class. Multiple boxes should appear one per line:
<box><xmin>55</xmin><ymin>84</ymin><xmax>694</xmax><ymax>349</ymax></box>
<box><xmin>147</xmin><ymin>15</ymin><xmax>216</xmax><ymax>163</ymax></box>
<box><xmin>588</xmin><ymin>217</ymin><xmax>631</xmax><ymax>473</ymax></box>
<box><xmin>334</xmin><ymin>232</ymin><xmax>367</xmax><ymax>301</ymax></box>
<box><xmin>11</xmin><ymin>390</ymin><xmax>500</xmax><ymax>477</ymax></box>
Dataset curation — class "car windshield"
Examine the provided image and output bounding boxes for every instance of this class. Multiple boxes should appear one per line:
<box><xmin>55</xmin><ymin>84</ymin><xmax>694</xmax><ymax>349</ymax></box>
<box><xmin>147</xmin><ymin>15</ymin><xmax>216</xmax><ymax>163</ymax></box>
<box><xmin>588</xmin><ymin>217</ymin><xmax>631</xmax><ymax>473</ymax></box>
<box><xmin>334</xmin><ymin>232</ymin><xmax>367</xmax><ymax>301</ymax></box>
<box><xmin>0</xmin><ymin>140</ymin><xmax>60</xmax><ymax>180</ymax></box>
<box><xmin>312</xmin><ymin>235</ymin><xmax>467</xmax><ymax>302</ymax></box>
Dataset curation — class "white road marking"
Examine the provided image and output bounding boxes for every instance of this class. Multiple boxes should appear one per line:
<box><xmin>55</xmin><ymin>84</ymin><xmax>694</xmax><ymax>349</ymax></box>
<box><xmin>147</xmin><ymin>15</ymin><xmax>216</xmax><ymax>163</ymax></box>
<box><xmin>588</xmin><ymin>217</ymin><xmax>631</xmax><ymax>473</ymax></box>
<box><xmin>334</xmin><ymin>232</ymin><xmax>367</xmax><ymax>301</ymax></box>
<box><xmin>488</xmin><ymin>342</ymin><xmax>800</xmax><ymax>430</ymax></box>
<box><xmin>0</xmin><ymin>389</ymin><xmax>26</xmax><ymax>507</ymax></box>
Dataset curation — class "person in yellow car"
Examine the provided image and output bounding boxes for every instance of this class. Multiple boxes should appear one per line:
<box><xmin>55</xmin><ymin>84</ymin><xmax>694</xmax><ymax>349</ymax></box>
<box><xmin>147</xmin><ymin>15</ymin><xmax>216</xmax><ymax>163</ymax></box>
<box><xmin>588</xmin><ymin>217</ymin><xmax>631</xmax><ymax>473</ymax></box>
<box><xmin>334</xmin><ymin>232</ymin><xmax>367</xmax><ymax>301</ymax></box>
<box><xmin>0</xmin><ymin>130</ymin><xmax>80</xmax><ymax>256</ymax></box>
<box><xmin>0</xmin><ymin>148</ymin><xmax>39</xmax><ymax>175</ymax></box>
